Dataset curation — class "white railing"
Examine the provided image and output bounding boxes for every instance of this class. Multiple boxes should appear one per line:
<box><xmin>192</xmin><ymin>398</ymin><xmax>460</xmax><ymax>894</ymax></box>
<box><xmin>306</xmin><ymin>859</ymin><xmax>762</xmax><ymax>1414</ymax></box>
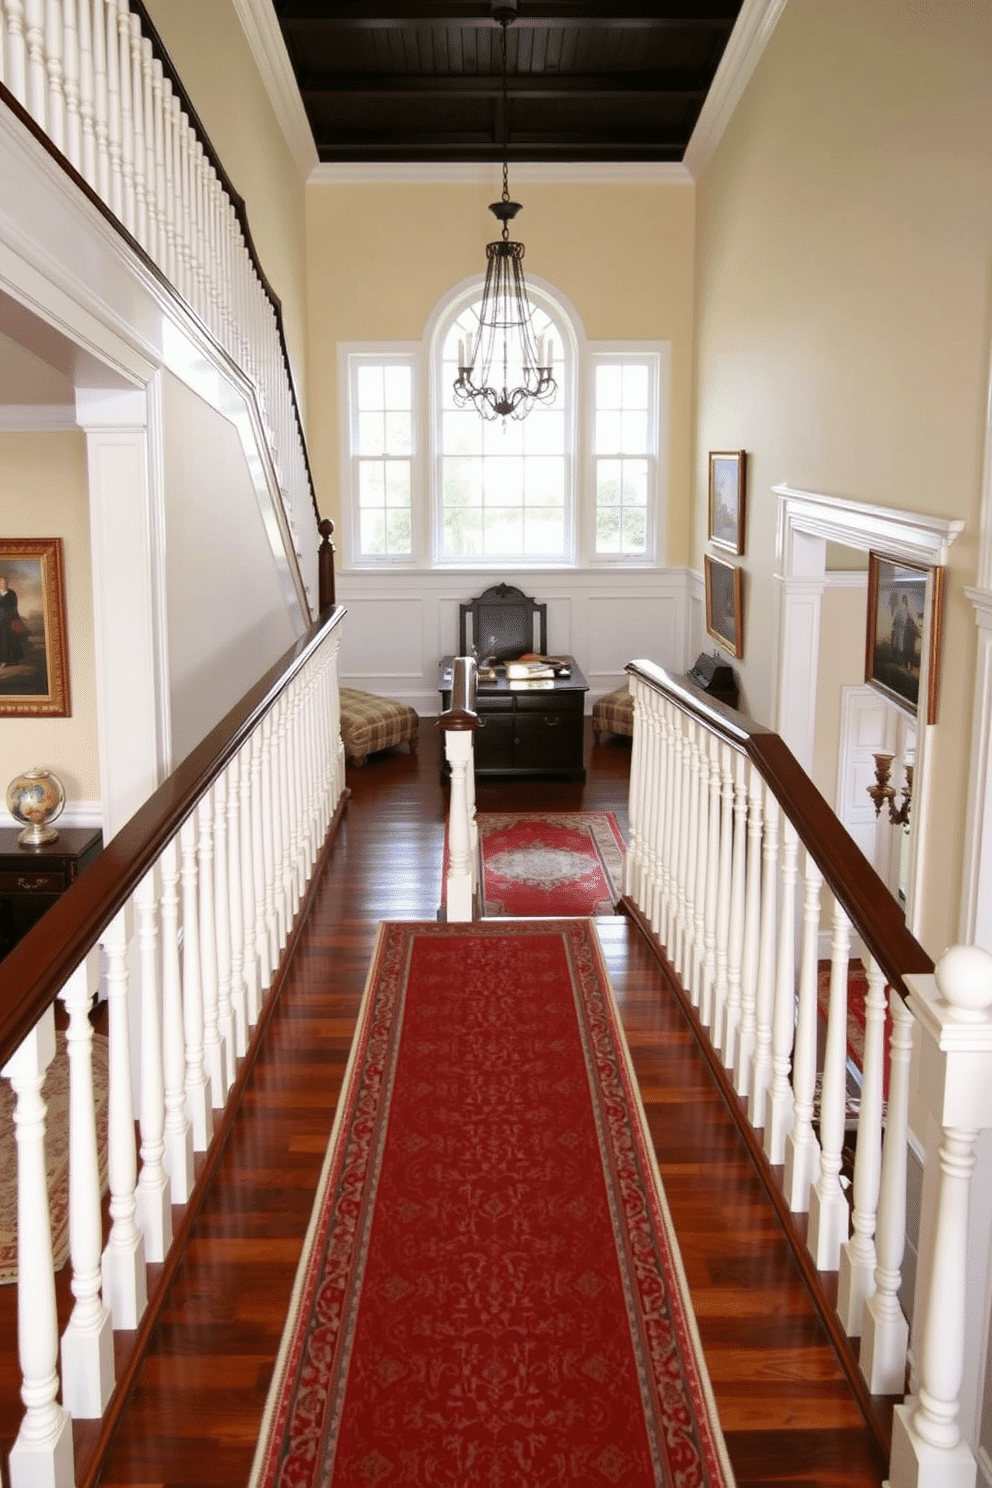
<box><xmin>0</xmin><ymin>607</ymin><xmax>346</xmax><ymax>1488</ymax></box>
<box><xmin>439</xmin><ymin>656</ymin><xmax>479</xmax><ymax>922</ymax></box>
<box><xmin>0</xmin><ymin>0</ymin><xmax>318</xmax><ymax>606</ymax></box>
<box><xmin>624</xmin><ymin>659</ymin><xmax>992</xmax><ymax>1488</ymax></box>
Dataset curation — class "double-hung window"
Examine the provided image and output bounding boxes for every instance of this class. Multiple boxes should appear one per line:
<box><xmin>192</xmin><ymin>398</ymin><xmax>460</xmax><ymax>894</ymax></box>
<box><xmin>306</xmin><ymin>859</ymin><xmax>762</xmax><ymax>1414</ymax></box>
<box><xmin>349</xmin><ymin>355</ymin><xmax>416</xmax><ymax>559</ymax></box>
<box><xmin>590</xmin><ymin>353</ymin><xmax>661</xmax><ymax>560</ymax></box>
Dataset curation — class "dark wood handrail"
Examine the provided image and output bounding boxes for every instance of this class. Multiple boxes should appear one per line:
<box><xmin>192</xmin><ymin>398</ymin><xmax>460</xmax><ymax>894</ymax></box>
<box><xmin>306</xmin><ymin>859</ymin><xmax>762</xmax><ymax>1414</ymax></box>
<box><xmin>0</xmin><ymin>606</ymin><xmax>346</xmax><ymax>1069</ymax></box>
<box><xmin>626</xmin><ymin>659</ymin><xmax>934</xmax><ymax>996</ymax></box>
<box><xmin>1</xmin><ymin>7</ymin><xmax>319</xmax><ymax>532</ymax></box>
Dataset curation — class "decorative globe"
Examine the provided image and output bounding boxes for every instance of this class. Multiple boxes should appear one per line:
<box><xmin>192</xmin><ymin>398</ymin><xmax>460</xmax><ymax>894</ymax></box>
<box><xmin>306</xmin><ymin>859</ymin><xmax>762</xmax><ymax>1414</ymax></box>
<box><xmin>6</xmin><ymin>767</ymin><xmax>66</xmax><ymax>846</ymax></box>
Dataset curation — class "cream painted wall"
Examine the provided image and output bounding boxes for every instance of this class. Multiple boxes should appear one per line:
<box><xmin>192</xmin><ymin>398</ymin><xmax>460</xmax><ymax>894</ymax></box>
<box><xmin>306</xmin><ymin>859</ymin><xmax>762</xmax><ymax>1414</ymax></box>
<box><xmin>0</xmin><ymin>432</ymin><xmax>101</xmax><ymax>809</ymax></box>
<box><xmin>813</xmin><ymin>581</ymin><xmax>868</xmax><ymax>809</ymax></box>
<box><xmin>304</xmin><ymin>178</ymin><xmax>696</xmax><ymax>564</ymax></box>
<box><xmin>143</xmin><ymin>0</ymin><xmax>309</xmax><ymax>412</ymax></box>
<box><xmin>162</xmin><ymin>374</ymin><xmax>298</xmax><ymax>763</ymax></box>
<box><xmin>693</xmin><ymin>0</ymin><xmax>992</xmax><ymax>955</ymax></box>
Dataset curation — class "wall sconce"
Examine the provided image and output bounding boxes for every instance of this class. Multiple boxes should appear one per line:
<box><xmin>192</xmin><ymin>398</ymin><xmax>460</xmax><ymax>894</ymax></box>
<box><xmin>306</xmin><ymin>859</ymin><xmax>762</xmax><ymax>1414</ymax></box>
<box><xmin>866</xmin><ymin>751</ymin><xmax>913</xmax><ymax>827</ymax></box>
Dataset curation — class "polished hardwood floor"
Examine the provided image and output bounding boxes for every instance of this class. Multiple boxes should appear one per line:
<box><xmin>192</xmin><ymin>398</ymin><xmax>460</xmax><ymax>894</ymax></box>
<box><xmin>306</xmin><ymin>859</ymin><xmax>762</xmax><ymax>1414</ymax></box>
<box><xmin>6</xmin><ymin>723</ymin><xmax>889</xmax><ymax>1486</ymax></box>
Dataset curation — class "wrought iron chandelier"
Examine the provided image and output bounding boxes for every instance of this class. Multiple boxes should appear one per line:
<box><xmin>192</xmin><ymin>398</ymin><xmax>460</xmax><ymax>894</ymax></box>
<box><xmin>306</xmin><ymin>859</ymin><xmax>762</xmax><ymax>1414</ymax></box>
<box><xmin>453</xmin><ymin>0</ymin><xmax>557</xmax><ymax>421</ymax></box>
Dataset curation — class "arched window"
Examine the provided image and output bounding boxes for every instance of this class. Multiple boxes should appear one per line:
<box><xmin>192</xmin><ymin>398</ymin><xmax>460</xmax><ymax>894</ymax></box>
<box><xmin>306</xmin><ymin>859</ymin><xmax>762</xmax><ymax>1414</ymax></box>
<box><xmin>340</xmin><ymin>279</ymin><xmax>667</xmax><ymax>570</ymax></box>
<box><xmin>432</xmin><ymin>285</ymin><xmax>574</xmax><ymax>566</ymax></box>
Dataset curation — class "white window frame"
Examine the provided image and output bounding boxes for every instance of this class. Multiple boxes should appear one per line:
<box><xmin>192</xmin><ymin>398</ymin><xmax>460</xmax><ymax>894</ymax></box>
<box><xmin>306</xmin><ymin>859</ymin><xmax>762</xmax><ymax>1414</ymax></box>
<box><xmin>339</xmin><ymin>343</ymin><xmax>421</xmax><ymax>568</ymax></box>
<box><xmin>584</xmin><ymin>342</ymin><xmax>669</xmax><ymax>568</ymax></box>
<box><xmin>428</xmin><ymin>277</ymin><xmax>579</xmax><ymax>570</ymax></box>
<box><xmin>338</xmin><ymin>303</ymin><xmax>670</xmax><ymax>573</ymax></box>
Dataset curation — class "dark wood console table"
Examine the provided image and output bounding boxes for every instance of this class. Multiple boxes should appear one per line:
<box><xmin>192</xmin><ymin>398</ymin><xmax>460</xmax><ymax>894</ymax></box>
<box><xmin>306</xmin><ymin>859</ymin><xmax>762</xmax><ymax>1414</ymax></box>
<box><xmin>438</xmin><ymin>655</ymin><xmax>588</xmax><ymax>781</ymax></box>
<box><xmin>0</xmin><ymin>826</ymin><xmax>103</xmax><ymax>961</ymax></box>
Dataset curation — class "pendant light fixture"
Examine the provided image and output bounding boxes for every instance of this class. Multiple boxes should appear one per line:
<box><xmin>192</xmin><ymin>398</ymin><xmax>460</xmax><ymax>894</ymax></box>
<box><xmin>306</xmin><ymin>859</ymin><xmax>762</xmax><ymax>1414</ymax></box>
<box><xmin>453</xmin><ymin>0</ymin><xmax>557</xmax><ymax>421</ymax></box>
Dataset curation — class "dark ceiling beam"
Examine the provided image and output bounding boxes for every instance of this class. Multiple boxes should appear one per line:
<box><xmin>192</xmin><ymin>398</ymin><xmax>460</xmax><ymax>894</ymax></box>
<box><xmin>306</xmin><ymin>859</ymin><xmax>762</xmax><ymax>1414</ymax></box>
<box><xmin>299</xmin><ymin>71</ymin><xmax>710</xmax><ymax>98</ymax></box>
<box><xmin>312</xmin><ymin>133</ymin><xmax>687</xmax><ymax>155</ymax></box>
<box><xmin>277</xmin><ymin>3</ymin><xmax>736</xmax><ymax>30</ymax></box>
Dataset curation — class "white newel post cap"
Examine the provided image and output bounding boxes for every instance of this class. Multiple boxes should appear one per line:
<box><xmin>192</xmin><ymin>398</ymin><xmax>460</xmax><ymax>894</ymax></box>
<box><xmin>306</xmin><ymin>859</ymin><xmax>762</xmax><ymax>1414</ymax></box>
<box><xmin>907</xmin><ymin>945</ymin><xmax>992</xmax><ymax>1132</ymax></box>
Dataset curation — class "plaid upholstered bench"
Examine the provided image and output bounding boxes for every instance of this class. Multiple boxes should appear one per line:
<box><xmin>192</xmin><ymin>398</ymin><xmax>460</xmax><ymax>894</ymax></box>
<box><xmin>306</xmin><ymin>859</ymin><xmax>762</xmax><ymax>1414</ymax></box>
<box><xmin>592</xmin><ymin>685</ymin><xmax>634</xmax><ymax>743</ymax></box>
<box><xmin>339</xmin><ymin>688</ymin><xmax>419</xmax><ymax>767</ymax></box>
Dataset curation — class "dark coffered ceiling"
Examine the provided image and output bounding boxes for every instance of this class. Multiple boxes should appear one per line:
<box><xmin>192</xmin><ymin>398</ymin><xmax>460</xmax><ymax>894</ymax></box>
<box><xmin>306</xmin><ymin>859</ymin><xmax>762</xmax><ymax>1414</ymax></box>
<box><xmin>272</xmin><ymin>2</ymin><xmax>747</xmax><ymax>164</ymax></box>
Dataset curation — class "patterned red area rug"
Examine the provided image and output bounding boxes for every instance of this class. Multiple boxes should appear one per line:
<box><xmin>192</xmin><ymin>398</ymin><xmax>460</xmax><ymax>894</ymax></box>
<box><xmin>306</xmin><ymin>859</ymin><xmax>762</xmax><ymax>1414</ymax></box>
<box><xmin>250</xmin><ymin>920</ymin><xmax>733</xmax><ymax>1488</ymax></box>
<box><xmin>444</xmin><ymin>811</ymin><xmax>626</xmax><ymax>916</ymax></box>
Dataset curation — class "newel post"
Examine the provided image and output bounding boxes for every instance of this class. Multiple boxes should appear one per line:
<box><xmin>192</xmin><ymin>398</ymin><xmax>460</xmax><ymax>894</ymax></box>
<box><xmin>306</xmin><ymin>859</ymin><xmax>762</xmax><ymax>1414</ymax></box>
<box><xmin>438</xmin><ymin>657</ymin><xmax>479</xmax><ymax>922</ymax></box>
<box><xmin>889</xmin><ymin>945</ymin><xmax>992</xmax><ymax>1488</ymax></box>
<box><xmin>318</xmin><ymin>518</ymin><xmax>336</xmax><ymax>611</ymax></box>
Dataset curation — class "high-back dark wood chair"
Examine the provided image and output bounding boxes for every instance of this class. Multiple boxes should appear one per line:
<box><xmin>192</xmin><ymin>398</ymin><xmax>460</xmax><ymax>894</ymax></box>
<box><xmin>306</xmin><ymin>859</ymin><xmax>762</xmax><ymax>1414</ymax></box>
<box><xmin>458</xmin><ymin>583</ymin><xmax>548</xmax><ymax>660</ymax></box>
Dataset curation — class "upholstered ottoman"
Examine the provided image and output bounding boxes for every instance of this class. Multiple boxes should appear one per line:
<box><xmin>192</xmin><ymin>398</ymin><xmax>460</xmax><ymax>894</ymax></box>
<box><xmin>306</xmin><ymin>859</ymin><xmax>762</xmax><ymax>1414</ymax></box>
<box><xmin>339</xmin><ymin>688</ymin><xmax>419</xmax><ymax>767</ymax></box>
<box><xmin>592</xmin><ymin>685</ymin><xmax>634</xmax><ymax>743</ymax></box>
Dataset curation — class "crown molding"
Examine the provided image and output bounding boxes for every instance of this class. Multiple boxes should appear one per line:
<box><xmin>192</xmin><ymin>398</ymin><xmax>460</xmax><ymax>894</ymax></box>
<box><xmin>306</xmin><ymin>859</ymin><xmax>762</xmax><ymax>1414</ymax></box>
<box><xmin>310</xmin><ymin>160</ymin><xmax>692</xmax><ymax>188</ymax></box>
<box><xmin>233</xmin><ymin>0</ymin><xmax>318</xmax><ymax>179</ymax></box>
<box><xmin>683</xmin><ymin>0</ymin><xmax>789</xmax><ymax>179</ymax></box>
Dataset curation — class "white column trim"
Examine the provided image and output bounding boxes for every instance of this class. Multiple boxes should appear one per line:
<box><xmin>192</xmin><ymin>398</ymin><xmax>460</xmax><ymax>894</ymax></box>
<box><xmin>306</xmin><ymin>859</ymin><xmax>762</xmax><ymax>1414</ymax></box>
<box><xmin>961</xmin><ymin>590</ymin><xmax>992</xmax><ymax>952</ymax></box>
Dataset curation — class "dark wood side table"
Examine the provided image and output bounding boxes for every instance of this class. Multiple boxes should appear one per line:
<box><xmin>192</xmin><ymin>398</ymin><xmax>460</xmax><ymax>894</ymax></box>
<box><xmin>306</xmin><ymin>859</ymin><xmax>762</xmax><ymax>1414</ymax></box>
<box><xmin>439</xmin><ymin>655</ymin><xmax>588</xmax><ymax>781</ymax></box>
<box><xmin>0</xmin><ymin>826</ymin><xmax>103</xmax><ymax>961</ymax></box>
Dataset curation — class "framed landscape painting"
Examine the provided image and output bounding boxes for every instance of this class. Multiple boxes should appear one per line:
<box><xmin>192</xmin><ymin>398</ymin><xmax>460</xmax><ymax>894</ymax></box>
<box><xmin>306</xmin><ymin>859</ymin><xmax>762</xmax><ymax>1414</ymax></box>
<box><xmin>704</xmin><ymin>553</ymin><xmax>744</xmax><ymax>659</ymax></box>
<box><xmin>0</xmin><ymin>538</ymin><xmax>71</xmax><ymax>716</ymax></box>
<box><xmin>865</xmin><ymin>552</ymin><xmax>943</xmax><ymax>724</ymax></box>
<box><xmin>708</xmin><ymin>450</ymin><xmax>747</xmax><ymax>555</ymax></box>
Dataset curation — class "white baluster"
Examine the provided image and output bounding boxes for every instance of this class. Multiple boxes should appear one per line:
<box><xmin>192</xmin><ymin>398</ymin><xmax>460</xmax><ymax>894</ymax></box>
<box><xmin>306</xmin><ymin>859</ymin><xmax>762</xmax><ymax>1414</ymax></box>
<box><xmin>43</xmin><ymin>0</ymin><xmax>65</xmax><ymax>149</ymax></box>
<box><xmin>62</xmin><ymin>0</ymin><xmax>82</xmax><ymax>167</ymax></box>
<box><xmin>127</xmin><ymin>14</ymin><xmax>147</xmax><ymax>249</ymax></box>
<box><xmin>226</xmin><ymin>754</ymin><xmax>248</xmax><ymax>1056</ymax></box>
<box><xmin>861</xmin><ymin>989</ymin><xmax>913</xmax><ymax>1393</ymax></box>
<box><xmin>748</xmin><ymin>790</ymin><xmax>779</xmax><ymax>1126</ymax></box>
<box><xmin>140</xmin><ymin>33</ymin><xmax>156</xmax><ymax>259</ymax></box>
<box><xmin>699</xmin><ymin>730</ymin><xmax>721</xmax><ymax>1029</ymax></box>
<box><xmin>77</xmin><ymin>0</ymin><xmax>97</xmax><ymax>185</ymax></box>
<box><xmin>808</xmin><ymin>898</ymin><xmax>852</xmax><ymax>1271</ymax></box>
<box><xmin>160</xmin><ymin>71</ymin><xmax>178</xmax><ymax>283</ymax></box>
<box><xmin>160</xmin><ymin>835</ymin><xmax>193</xmax><ymax>1202</ymax></box>
<box><xmin>252</xmin><ymin>723</ymin><xmax>274</xmax><ymax>986</ymax></box>
<box><xmin>198</xmin><ymin>793</ymin><xmax>224</xmax><ymax>1108</ymax></box>
<box><xmin>24</xmin><ymin>0</ymin><xmax>45</xmax><ymax>123</ymax></box>
<box><xmin>710</xmin><ymin>740</ymin><xmax>734</xmax><ymax>1046</ymax></box>
<box><xmin>657</xmin><ymin>699</ymin><xmax>677</xmax><ymax>947</ymax></box>
<box><xmin>682</xmin><ymin>721</ymin><xmax>703</xmax><ymax>995</ymax></box>
<box><xmin>91</xmin><ymin>0</ymin><xmax>109</xmax><ymax>198</ymax></box>
<box><xmin>689</xmin><ymin>723</ymin><xmax>709</xmax><ymax>1005</ymax></box>
<box><xmin>2</xmin><ymin>3</ymin><xmax>20</xmax><ymax>96</ymax></box>
<box><xmin>838</xmin><ymin>955</ymin><xmax>887</xmax><ymax>1335</ymax></box>
<box><xmin>645</xmin><ymin>689</ymin><xmax>666</xmax><ymax>936</ymax></box>
<box><xmin>238</xmin><ymin>737</ymin><xmax>261</xmax><ymax>1028</ymax></box>
<box><xmin>133</xmin><ymin>868</ymin><xmax>172</xmax><ymax>1263</ymax></box>
<box><xmin>719</xmin><ymin>749</ymin><xmax>747</xmax><ymax>1063</ymax></box>
<box><xmin>673</xmin><ymin>714</ymin><xmax>692</xmax><ymax>976</ymax></box>
<box><xmin>179</xmin><ymin>814</ymin><xmax>212</xmax><ymax>1151</ymax></box>
<box><xmin>99</xmin><ymin>909</ymin><xmax>147</xmax><ymax>1329</ymax></box>
<box><xmin>103</xmin><ymin>0</ymin><xmax>121</xmax><ymax>217</ymax></box>
<box><xmin>115</xmin><ymin>0</ymin><xmax>134</xmax><ymax>232</ymax></box>
<box><xmin>733</xmin><ymin>759</ymin><xmax>763</xmax><ymax>1094</ymax></box>
<box><xmin>212</xmin><ymin>774</ymin><xmax>236</xmax><ymax>1094</ymax></box>
<box><xmin>58</xmin><ymin>963</ymin><xmax>115</xmax><ymax>1417</ymax></box>
<box><xmin>276</xmin><ymin>694</ymin><xmax>294</xmax><ymax>941</ymax></box>
<box><xmin>624</xmin><ymin>677</ymin><xmax>645</xmax><ymax>904</ymax></box>
<box><xmin>3</xmin><ymin>1008</ymin><xmax>75</xmax><ymax>1488</ymax></box>
<box><xmin>445</xmin><ymin>729</ymin><xmax>475</xmax><ymax>921</ymax></box>
<box><xmin>765</xmin><ymin>817</ymin><xmax>798</xmax><ymax>1162</ymax></box>
<box><xmin>889</xmin><ymin>946</ymin><xmax>992</xmax><ymax>1488</ymax></box>
<box><xmin>784</xmin><ymin>850</ymin><xmax>823</xmax><ymax>1211</ymax></box>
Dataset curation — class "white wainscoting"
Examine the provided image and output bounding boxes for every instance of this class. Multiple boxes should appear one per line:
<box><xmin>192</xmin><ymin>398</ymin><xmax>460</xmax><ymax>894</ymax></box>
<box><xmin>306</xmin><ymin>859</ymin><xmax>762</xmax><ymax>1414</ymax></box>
<box><xmin>335</xmin><ymin>568</ymin><xmax>695</xmax><ymax>715</ymax></box>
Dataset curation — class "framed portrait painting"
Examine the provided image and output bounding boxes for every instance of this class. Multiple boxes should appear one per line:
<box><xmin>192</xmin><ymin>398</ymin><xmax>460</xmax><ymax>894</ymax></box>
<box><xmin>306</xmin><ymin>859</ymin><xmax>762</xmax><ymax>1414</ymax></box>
<box><xmin>704</xmin><ymin>553</ymin><xmax>744</xmax><ymax>659</ymax></box>
<box><xmin>708</xmin><ymin>450</ymin><xmax>746</xmax><ymax>556</ymax></box>
<box><xmin>0</xmin><ymin>539</ymin><xmax>71</xmax><ymax>717</ymax></box>
<box><xmin>865</xmin><ymin>552</ymin><xmax>943</xmax><ymax>724</ymax></box>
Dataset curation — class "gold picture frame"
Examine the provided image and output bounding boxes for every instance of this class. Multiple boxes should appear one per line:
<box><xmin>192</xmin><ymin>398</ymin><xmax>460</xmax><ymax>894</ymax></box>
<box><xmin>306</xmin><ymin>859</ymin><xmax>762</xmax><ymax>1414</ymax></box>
<box><xmin>708</xmin><ymin>450</ymin><xmax>747</xmax><ymax>556</ymax></box>
<box><xmin>704</xmin><ymin>553</ymin><xmax>744</xmax><ymax>659</ymax></box>
<box><xmin>0</xmin><ymin>539</ymin><xmax>71</xmax><ymax>717</ymax></box>
<box><xmin>865</xmin><ymin>551</ymin><xmax>943</xmax><ymax>725</ymax></box>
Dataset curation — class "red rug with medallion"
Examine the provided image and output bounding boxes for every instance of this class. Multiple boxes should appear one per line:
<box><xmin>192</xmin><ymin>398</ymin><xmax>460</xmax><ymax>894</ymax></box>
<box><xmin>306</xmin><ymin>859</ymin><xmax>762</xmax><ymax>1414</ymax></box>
<box><xmin>250</xmin><ymin>920</ymin><xmax>733</xmax><ymax>1488</ymax></box>
<box><xmin>443</xmin><ymin>810</ymin><xmax>626</xmax><ymax>917</ymax></box>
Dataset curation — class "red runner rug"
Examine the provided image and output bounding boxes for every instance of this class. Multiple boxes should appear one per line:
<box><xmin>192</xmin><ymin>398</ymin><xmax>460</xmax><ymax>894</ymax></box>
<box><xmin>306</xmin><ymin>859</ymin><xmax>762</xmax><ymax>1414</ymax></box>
<box><xmin>250</xmin><ymin>920</ymin><xmax>733</xmax><ymax>1488</ymax></box>
<box><xmin>444</xmin><ymin>811</ymin><xmax>626</xmax><ymax>916</ymax></box>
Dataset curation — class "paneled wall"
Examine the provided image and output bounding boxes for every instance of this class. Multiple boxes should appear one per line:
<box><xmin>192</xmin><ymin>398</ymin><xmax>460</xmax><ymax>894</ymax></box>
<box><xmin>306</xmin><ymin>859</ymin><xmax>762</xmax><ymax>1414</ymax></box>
<box><xmin>336</xmin><ymin>568</ymin><xmax>697</xmax><ymax>715</ymax></box>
